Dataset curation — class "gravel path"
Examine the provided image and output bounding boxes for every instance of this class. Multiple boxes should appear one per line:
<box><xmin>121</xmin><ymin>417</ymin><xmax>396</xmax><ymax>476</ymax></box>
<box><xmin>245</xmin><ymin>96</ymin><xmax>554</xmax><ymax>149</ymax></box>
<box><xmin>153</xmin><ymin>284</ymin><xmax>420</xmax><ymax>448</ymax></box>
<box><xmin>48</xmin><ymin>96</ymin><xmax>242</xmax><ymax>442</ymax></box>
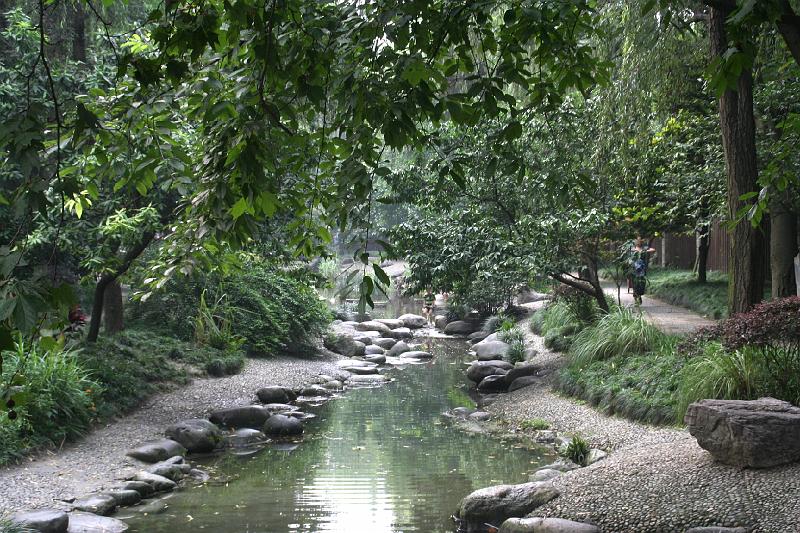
<box><xmin>486</xmin><ymin>314</ymin><xmax>800</xmax><ymax>532</ymax></box>
<box><xmin>0</xmin><ymin>354</ymin><xmax>341</xmax><ymax>514</ymax></box>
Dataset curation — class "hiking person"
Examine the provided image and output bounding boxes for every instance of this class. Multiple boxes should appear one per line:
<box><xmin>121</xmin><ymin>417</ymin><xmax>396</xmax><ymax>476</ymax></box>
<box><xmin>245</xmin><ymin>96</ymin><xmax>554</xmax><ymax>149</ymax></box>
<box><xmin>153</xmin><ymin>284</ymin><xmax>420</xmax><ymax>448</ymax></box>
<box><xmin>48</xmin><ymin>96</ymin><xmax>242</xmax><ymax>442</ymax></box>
<box><xmin>422</xmin><ymin>289</ymin><xmax>435</xmax><ymax>325</ymax></box>
<box><xmin>631</xmin><ymin>237</ymin><xmax>656</xmax><ymax>306</ymax></box>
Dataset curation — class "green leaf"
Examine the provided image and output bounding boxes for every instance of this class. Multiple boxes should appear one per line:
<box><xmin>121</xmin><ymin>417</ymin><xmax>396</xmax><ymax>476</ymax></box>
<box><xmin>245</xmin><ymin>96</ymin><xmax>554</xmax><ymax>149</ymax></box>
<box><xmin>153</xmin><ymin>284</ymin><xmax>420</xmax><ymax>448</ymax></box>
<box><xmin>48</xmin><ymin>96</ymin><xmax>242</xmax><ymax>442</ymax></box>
<box><xmin>231</xmin><ymin>197</ymin><xmax>249</xmax><ymax>219</ymax></box>
<box><xmin>502</xmin><ymin>121</ymin><xmax>523</xmax><ymax>141</ymax></box>
<box><xmin>372</xmin><ymin>264</ymin><xmax>391</xmax><ymax>286</ymax></box>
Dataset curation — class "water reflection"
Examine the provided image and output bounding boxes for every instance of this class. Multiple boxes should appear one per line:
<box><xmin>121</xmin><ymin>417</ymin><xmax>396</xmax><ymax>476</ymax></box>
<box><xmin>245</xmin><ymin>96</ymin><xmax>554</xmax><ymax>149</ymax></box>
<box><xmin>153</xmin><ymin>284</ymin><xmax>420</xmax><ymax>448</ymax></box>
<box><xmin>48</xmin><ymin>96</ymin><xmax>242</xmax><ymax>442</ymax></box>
<box><xmin>124</xmin><ymin>339</ymin><xmax>554</xmax><ymax>533</ymax></box>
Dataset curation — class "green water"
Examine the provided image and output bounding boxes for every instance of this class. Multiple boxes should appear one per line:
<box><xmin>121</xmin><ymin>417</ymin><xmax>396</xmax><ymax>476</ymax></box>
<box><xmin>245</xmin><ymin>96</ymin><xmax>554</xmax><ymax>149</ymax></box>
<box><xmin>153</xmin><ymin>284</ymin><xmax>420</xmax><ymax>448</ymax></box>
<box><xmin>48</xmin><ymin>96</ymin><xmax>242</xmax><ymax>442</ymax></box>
<box><xmin>123</xmin><ymin>339</ymin><xmax>553</xmax><ymax>533</ymax></box>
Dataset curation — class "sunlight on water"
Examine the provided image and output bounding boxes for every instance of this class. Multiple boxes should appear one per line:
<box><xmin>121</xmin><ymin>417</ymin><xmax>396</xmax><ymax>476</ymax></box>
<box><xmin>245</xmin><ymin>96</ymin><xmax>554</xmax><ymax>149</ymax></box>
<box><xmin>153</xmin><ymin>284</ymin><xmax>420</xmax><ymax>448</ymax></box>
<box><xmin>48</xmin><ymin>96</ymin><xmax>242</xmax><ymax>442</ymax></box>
<box><xmin>123</xmin><ymin>338</ymin><xmax>554</xmax><ymax>533</ymax></box>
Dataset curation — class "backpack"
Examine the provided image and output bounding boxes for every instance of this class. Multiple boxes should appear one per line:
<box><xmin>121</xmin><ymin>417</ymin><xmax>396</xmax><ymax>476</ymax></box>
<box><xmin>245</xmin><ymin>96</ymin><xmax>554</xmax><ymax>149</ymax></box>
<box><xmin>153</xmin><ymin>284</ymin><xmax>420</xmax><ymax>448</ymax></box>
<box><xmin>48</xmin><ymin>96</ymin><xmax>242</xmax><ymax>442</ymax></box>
<box><xmin>633</xmin><ymin>257</ymin><xmax>647</xmax><ymax>277</ymax></box>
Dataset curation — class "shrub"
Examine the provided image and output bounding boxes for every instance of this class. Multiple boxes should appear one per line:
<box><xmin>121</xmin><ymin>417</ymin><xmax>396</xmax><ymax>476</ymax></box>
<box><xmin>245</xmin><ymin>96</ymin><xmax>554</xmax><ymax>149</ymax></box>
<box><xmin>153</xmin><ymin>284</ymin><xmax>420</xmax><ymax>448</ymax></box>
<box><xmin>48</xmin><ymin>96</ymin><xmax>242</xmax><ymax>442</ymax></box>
<box><xmin>223</xmin><ymin>262</ymin><xmax>331</xmax><ymax>356</ymax></box>
<box><xmin>499</xmin><ymin>326</ymin><xmax>524</xmax><ymax>345</ymax></box>
<box><xmin>205</xmin><ymin>354</ymin><xmax>246</xmax><ymax>378</ymax></box>
<box><xmin>676</xmin><ymin>342</ymin><xmax>765</xmax><ymax>419</ymax></box>
<box><xmin>506</xmin><ymin>339</ymin><xmax>526</xmax><ymax>364</ymax></box>
<box><xmin>0</xmin><ymin>341</ymin><xmax>98</xmax><ymax>465</ymax></box>
<box><xmin>194</xmin><ymin>289</ymin><xmax>245</xmax><ymax>352</ymax></box>
<box><xmin>552</xmin><ymin>284</ymin><xmax>599</xmax><ymax>324</ymax></box>
<box><xmin>569</xmin><ymin>308</ymin><xmax>668</xmax><ymax>368</ymax></box>
<box><xmin>544</xmin><ymin>327</ymin><xmax>574</xmax><ymax>353</ymax></box>
<box><xmin>520</xmin><ymin>418</ymin><xmax>550</xmax><ymax>430</ymax></box>
<box><xmin>563</xmin><ymin>435</ymin><xmax>590</xmax><ymax>466</ymax></box>
<box><xmin>556</xmin><ymin>343</ymin><xmax>685</xmax><ymax>425</ymax></box>
<box><xmin>540</xmin><ymin>301</ymin><xmax>576</xmax><ymax>335</ymax></box>
<box><xmin>678</xmin><ymin>297</ymin><xmax>800</xmax><ymax>411</ymax></box>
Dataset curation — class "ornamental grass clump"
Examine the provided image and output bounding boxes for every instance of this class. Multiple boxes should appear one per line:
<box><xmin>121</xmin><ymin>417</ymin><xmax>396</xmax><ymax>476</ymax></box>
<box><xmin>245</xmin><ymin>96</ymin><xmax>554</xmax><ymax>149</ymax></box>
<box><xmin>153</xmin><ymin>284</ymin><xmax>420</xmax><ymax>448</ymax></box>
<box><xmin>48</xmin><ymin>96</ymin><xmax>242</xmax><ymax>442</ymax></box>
<box><xmin>677</xmin><ymin>297</ymin><xmax>800</xmax><ymax>415</ymax></box>
<box><xmin>569</xmin><ymin>308</ymin><xmax>667</xmax><ymax>368</ymax></box>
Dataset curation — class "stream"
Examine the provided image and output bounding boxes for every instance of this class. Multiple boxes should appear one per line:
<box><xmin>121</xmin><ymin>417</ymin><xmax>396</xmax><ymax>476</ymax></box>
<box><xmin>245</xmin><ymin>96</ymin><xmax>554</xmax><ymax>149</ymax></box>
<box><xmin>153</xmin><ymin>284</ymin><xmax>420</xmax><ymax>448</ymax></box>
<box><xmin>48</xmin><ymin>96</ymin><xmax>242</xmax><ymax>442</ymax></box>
<box><xmin>122</xmin><ymin>338</ymin><xmax>554</xmax><ymax>533</ymax></box>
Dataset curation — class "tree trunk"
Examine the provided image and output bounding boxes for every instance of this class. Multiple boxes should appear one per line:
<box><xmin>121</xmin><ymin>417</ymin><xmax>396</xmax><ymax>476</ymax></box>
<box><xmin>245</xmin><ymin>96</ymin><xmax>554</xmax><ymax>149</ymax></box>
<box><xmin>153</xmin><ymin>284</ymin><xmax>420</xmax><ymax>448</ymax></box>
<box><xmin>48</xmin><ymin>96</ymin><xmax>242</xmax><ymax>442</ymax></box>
<box><xmin>770</xmin><ymin>189</ymin><xmax>798</xmax><ymax>298</ymax></box>
<box><xmin>88</xmin><ymin>275</ymin><xmax>113</xmax><ymax>342</ymax></box>
<box><xmin>71</xmin><ymin>0</ymin><xmax>86</xmax><ymax>63</ymax></box>
<box><xmin>696</xmin><ymin>225</ymin><xmax>710</xmax><ymax>284</ymax></box>
<box><xmin>709</xmin><ymin>7</ymin><xmax>767</xmax><ymax>315</ymax></box>
<box><xmin>103</xmin><ymin>279</ymin><xmax>124</xmax><ymax>334</ymax></box>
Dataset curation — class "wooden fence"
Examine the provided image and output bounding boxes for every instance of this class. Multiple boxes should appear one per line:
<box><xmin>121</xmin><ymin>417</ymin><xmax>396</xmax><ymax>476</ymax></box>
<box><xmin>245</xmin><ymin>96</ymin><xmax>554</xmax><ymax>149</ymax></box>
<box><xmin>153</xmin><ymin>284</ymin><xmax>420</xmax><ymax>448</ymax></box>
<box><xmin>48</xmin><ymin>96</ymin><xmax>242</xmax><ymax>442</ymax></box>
<box><xmin>653</xmin><ymin>220</ymin><xmax>729</xmax><ymax>273</ymax></box>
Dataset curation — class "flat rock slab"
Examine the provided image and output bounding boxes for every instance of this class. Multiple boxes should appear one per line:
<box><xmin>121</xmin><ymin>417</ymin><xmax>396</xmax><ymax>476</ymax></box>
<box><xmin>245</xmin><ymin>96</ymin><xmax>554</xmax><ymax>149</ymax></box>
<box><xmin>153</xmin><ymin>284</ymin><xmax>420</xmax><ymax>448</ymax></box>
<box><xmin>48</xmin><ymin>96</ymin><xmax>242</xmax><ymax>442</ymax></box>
<box><xmin>388</xmin><ymin>327</ymin><xmax>413</xmax><ymax>339</ymax></box>
<box><xmin>347</xmin><ymin>374</ymin><xmax>389</xmax><ymax>386</ymax></box>
<box><xmin>67</xmin><ymin>512</ymin><xmax>128</xmax><ymax>533</ymax></box>
<box><xmin>372</xmin><ymin>337</ymin><xmax>397</xmax><ymax>349</ymax></box>
<box><xmin>685</xmin><ymin>397</ymin><xmax>800</xmax><ymax>468</ymax></box>
<box><xmin>354</xmin><ymin>321</ymin><xmax>392</xmax><ymax>334</ymax></box>
<box><xmin>458</xmin><ymin>481</ymin><xmax>560</xmax><ymax>532</ymax></box>
<box><xmin>71</xmin><ymin>494</ymin><xmax>117</xmax><ymax>516</ymax></box>
<box><xmin>376</xmin><ymin>318</ymin><xmax>404</xmax><ymax>329</ymax></box>
<box><xmin>399</xmin><ymin>350</ymin><xmax>432</xmax><ymax>359</ymax></box>
<box><xmin>499</xmin><ymin>517</ymin><xmax>600</xmax><ymax>533</ymax></box>
<box><xmin>10</xmin><ymin>509</ymin><xmax>69</xmax><ymax>533</ymax></box>
<box><xmin>126</xmin><ymin>439</ymin><xmax>186</xmax><ymax>463</ymax></box>
<box><xmin>226</xmin><ymin>428</ymin><xmax>267</xmax><ymax>448</ymax></box>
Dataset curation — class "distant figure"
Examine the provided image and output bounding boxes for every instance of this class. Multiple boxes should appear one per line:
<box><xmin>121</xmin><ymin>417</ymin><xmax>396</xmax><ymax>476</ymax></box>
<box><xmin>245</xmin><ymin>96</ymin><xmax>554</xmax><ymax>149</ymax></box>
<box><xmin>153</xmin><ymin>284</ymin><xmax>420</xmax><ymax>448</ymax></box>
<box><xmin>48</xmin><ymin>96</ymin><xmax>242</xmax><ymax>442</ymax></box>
<box><xmin>67</xmin><ymin>304</ymin><xmax>87</xmax><ymax>332</ymax></box>
<box><xmin>631</xmin><ymin>237</ymin><xmax>656</xmax><ymax>306</ymax></box>
<box><xmin>422</xmin><ymin>289</ymin><xmax>435</xmax><ymax>325</ymax></box>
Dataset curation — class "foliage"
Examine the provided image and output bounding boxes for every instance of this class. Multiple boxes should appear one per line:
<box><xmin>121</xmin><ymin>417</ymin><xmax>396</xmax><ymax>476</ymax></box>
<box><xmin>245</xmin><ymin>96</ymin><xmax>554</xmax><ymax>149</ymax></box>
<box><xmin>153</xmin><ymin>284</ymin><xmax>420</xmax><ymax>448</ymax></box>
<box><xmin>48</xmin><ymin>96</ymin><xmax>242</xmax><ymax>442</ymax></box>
<box><xmin>499</xmin><ymin>326</ymin><xmax>524</xmax><ymax>345</ymax></box>
<box><xmin>193</xmin><ymin>289</ymin><xmax>245</xmax><ymax>352</ymax></box>
<box><xmin>205</xmin><ymin>355</ymin><xmax>246</xmax><ymax>378</ymax></box>
<box><xmin>552</xmin><ymin>284</ymin><xmax>600</xmax><ymax>324</ymax></box>
<box><xmin>506</xmin><ymin>340</ymin><xmax>527</xmax><ymax>364</ymax></box>
<box><xmin>520</xmin><ymin>418</ymin><xmax>550</xmax><ymax>431</ymax></box>
<box><xmin>482</xmin><ymin>315</ymin><xmax>504</xmax><ymax>334</ymax></box>
<box><xmin>79</xmin><ymin>328</ymin><xmax>242</xmax><ymax>419</ymax></box>
<box><xmin>556</xmin><ymin>346</ymin><xmax>685</xmax><ymax>426</ymax></box>
<box><xmin>676</xmin><ymin>297</ymin><xmax>800</xmax><ymax>415</ymax></box>
<box><xmin>647</xmin><ymin>269</ymin><xmax>729</xmax><ymax>319</ymax></box>
<box><xmin>0</xmin><ymin>340</ymin><xmax>98</xmax><ymax>465</ymax></box>
<box><xmin>222</xmin><ymin>262</ymin><xmax>331</xmax><ymax>356</ymax></box>
<box><xmin>562</xmin><ymin>435</ymin><xmax>590</xmax><ymax>467</ymax></box>
<box><xmin>568</xmin><ymin>308</ymin><xmax>670</xmax><ymax>369</ymax></box>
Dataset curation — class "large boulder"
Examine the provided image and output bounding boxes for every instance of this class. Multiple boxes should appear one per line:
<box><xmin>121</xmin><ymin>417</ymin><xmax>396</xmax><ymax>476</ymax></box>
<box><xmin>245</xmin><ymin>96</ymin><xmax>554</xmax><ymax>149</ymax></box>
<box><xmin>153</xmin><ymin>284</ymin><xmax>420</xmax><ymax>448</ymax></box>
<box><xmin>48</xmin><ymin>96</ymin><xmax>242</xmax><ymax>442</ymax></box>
<box><xmin>376</xmin><ymin>318</ymin><xmax>405</xmax><ymax>329</ymax></box>
<box><xmin>474</xmin><ymin>340</ymin><xmax>510</xmax><ymax>361</ymax></box>
<box><xmin>353</xmin><ymin>332</ymin><xmax>381</xmax><ymax>344</ymax></box>
<box><xmin>209</xmin><ymin>406</ymin><xmax>272</xmax><ymax>429</ymax></box>
<box><xmin>324</xmin><ymin>334</ymin><xmax>366</xmax><ymax>357</ymax></box>
<box><xmin>685</xmin><ymin>397</ymin><xmax>800</xmax><ymax>468</ymax></box>
<box><xmin>256</xmin><ymin>386</ymin><xmax>295</xmax><ymax>404</ymax></box>
<box><xmin>126</xmin><ymin>439</ymin><xmax>186</xmax><ymax>463</ymax></box>
<box><xmin>388</xmin><ymin>327</ymin><xmax>413</xmax><ymax>339</ymax></box>
<box><xmin>468</xmin><ymin>331</ymin><xmax>490</xmax><ymax>343</ymax></box>
<box><xmin>373</xmin><ymin>337</ymin><xmax>397</xmax><ymax>349</ymax></box>
<box><xmin>10</xmin><ymin>510</ymin><xmax>69</xmax><ymax>533</ymax></box>
<box><xmin>466</xmin><ymin>360</ymin><xmax>513</xmax><ymax>383</ymax></box>
<box><xmin>477</xmin><ymin>374</ymin><xmax>510</xmax><ymax>393</ymax></box>
<box><xmin>164</xmin><ymin>419</ymin><xmax>222</xmax><ymax>453</ymax></box>
<box><xmin>387</xmin><ymin>340</ymin><xmax>411</xmax><ymax>357</ymax></box>
<box><xmin>398</xmin><ymin>313</ymin><xmax>427</xmax><ymax>328</ymax></box>
<box><xmin>72</xmin><ymin>494</ymin><xmax>117</xmax><ymax>516</ymax></box>
<box><xmin>66</xmin><ymin>512</ymin><xmax>128</xmax><ymax>533</ymax></box>
<box><xmin>435</xmin><ymin>315</ymin><xmax>448</xmax><ymax>330</ymax></box>
<box><xmin>499</xmin><ymin>517</ymin><xmax>599</xmax><ymax>533</ymax></box>
<box><xmin>457</xmin><ymin>482</ymin><xmax>560</xmax><ymax>532</ymax></box>
<box><xmin>263</xmin><ymin>414</ymin><xmax>303</xmax><ymax>437</ymax></box>
<box><xmin>354</xmin><ymin>320</ymin><xmax>392</xmax><ymax>334</ymax></box>
<box><xmin>365</xmin><ymin>353</ymin><xmax>386</xmax><ymax>364</ymax></box>
<box><xmin>444</xmin><ymin>320</ymin><xmax>476</xmax><ymax>335</ymax></box>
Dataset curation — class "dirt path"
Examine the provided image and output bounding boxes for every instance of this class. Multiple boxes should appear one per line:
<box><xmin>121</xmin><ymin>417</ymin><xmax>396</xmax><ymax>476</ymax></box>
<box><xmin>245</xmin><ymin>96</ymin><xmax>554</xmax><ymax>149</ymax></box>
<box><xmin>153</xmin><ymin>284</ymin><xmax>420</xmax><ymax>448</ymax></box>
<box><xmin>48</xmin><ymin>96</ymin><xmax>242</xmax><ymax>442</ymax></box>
<box><xmin>601</xmin><ymin>281</ymin><xmax>716</xmax><ymax>335</ymax></box>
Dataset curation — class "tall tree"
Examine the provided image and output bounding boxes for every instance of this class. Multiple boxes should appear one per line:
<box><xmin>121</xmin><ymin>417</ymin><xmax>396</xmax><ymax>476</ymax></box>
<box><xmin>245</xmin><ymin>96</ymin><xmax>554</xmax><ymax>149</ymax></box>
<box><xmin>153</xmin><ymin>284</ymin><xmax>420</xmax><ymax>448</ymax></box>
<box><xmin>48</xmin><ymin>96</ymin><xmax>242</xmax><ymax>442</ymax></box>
<box><xmin>708</xmin><ymin>5</ymin><xmax>766</xmax><ymax>314</ymax></box>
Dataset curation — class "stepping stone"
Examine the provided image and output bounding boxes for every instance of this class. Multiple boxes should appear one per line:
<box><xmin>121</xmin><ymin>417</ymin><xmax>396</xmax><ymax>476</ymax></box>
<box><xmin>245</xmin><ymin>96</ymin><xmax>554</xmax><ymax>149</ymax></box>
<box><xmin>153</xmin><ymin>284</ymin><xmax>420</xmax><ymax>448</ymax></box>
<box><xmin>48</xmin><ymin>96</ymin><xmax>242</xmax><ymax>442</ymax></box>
<box><xmin>66</xmin><ymin>512</ymin><xmax>128</xmax><ymax>533</ymax></box>
<box><xmin>126</xmin><ymin>439</ymin><xmax>186</xmax><ymax>463</ymax></box>
<box><xmin>10</xmin><ymin>509</ymin><xmax>69</xmax><ymax>533</ymax></box>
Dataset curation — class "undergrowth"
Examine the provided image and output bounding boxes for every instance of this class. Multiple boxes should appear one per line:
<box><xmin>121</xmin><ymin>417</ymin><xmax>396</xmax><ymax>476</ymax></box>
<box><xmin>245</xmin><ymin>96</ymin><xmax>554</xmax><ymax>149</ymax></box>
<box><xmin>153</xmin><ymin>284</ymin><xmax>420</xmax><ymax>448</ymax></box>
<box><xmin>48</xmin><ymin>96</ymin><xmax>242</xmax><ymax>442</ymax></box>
<box><xmin>647</xmin><ymin>269</ymin><xmax>729</xmax><ymax>319</ymax></box>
